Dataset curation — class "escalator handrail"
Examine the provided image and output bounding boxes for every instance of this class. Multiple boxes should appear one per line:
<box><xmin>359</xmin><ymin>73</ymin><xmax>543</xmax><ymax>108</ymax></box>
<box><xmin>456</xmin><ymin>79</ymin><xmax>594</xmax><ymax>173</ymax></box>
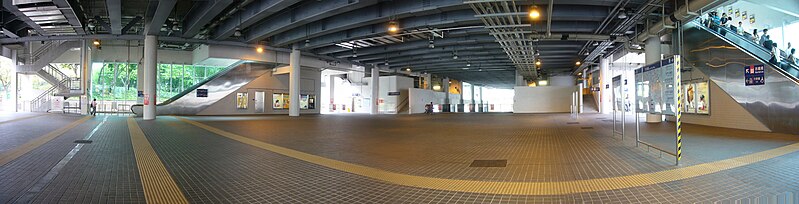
<box><xmin>692</xmin><ymin>20</ymin><xmax>799</xmax><ymax>84</ymax></box>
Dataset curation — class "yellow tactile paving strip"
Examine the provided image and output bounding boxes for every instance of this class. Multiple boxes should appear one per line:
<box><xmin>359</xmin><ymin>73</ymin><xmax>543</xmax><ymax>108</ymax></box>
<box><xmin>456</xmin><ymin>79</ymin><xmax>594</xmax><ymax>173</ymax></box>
<box><xmin>0</xmin><ymin>113</ymin><xmax>46</xmax><ymax>125</ymax></box>
<box><xmin>0</xmin><ymin>116</ymin><xmax>91</xmax><ymax>166</ymax></box>
<box><xmin>178</xmin><ymin>116</ymin><xmax>799</xmax><ymax>196</ymax></box>
<box><xmin>127</xmin><ymin>118</ymin><xmax>189</xmax><ymax>204</ymax></box>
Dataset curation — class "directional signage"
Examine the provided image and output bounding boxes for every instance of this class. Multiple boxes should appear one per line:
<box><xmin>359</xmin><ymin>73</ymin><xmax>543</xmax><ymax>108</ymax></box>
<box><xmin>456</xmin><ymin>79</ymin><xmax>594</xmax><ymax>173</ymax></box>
<box><xmin>744</xmin><ymin>64</ymin><xmax>765</xmax><ymax>86</ymax></box>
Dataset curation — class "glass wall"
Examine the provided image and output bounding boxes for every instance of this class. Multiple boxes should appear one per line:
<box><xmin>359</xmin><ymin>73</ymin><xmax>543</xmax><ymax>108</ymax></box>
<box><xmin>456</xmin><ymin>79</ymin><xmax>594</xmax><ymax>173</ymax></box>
<box><xmin>91</xmin><ymin>62</ymin><xmax>227</xmax><ymax>112</ymax></box>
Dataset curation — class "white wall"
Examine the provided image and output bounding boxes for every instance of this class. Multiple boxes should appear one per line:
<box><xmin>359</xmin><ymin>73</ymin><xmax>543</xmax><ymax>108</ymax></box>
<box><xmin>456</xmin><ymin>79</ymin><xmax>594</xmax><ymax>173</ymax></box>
<box><xmin>197</xmin><ymin>68</ymin><xmax>321</xmax><ymax>115</ymax></box>
<box><xmin>408</xmin><ymin>88</ymin><xmax>447</xmax><ymax>114</ymax></box>
<box><xmin>513</xmin><ymin>86</ymin><xmax>578</xmax><ymax>113</ymax></box>
<box><xmin>372</xmin><ymin>76</ymin><xmax>413</xmax><ymax>114</ymax></box>
<box><xmin>549</xmin><ymin>76</ymin><xmax>576</xmax><ymax>86</ymax></box>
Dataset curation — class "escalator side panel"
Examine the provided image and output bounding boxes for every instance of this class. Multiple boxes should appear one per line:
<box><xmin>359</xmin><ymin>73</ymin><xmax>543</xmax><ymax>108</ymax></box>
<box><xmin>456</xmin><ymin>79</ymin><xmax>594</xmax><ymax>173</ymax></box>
<box><xmin>683</xmin><ymin>24</ymin><xmax>799</xmax><ymax>134</ymax></box>
<box><xmin>132</xmin><ymin>62</ymin><xmax>279</xmax><ymax>115</ymax></box>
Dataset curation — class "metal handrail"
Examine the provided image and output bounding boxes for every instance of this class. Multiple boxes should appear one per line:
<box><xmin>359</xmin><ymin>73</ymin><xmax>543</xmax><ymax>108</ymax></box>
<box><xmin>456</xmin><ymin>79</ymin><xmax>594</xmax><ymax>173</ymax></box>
<box><xmin>30</xmin><ymin>40</ymin><xmax>64</xmax><ymax>63</ymax></box>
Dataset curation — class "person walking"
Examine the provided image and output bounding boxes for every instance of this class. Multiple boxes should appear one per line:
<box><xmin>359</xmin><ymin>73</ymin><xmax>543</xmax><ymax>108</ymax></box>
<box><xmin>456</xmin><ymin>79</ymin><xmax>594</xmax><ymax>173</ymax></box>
<box><xmin>90</xmin><ymin>99</ymin><xmax>97</xmax><ymax>116</ymax></box>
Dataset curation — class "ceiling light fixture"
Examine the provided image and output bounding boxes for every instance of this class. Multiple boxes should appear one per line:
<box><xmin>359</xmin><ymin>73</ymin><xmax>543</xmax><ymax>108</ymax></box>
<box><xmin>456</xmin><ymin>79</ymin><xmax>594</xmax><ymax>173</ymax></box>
<box><xmin>428</xmin><ymin>37</ymin><xmax>435</xmax><ymax>49</ymax></box>
<box><xmin>529</xmin><ymin>5</ymin><xmax>541</xmax><ymax>19</ymax></box>
<box><xmin>387</xmin><ymin>20</ymin><xmax>400</xmax><ymax>33</ymax></box>
<box><xmin>405</xmin><ymin>68</ymin><xmax>411</xmax><ymax>72</ymax></box>
<box><xmin>575</xmin><ymin>61</ymin><xmax>582</xmax><ymax>66</ymax></box>
<box><xmin>233</xmin><ymin>28</ymin><xmax>242</xmax><ymax>37</ymax></box>
<box><xmin>256</xmin><ymin>46</ymin><xmax>264</xmax><ymax>53</ymax></box>
<box><xmin>92</xmin><ymin>39</ymin><xmax>101</xmax><ymax>46</ymax></box>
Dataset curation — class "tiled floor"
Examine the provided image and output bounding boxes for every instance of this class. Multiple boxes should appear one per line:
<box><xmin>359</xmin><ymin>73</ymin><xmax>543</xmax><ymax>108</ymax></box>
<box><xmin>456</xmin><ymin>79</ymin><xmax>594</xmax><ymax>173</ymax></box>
<box><xmin>0</xmin><ymin>112</ymin><xmax>797</xmax><ymax>203</ymax></box>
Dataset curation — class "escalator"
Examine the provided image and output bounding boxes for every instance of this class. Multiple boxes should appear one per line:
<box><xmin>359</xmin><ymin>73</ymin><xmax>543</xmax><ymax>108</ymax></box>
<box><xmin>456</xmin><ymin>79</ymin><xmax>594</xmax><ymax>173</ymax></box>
<box><xmin>131</xmin><ymin>62</ymin><xmax>282</xmax><ymax>116</ymax></box>
<box><xmin>681</xmin><ymin>19</ymin><xmax>799</xmax><ymax>134</ymax></box>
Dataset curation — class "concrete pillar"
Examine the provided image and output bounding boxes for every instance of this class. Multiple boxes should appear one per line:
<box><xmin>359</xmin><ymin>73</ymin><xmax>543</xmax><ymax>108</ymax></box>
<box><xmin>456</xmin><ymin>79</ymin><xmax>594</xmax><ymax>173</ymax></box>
<box><xmin>443</xmin><ymin>77</ymin><xmax>450</xmax><ymax>112</ymax></box>
<box><xmin>470</xmin><ymin>84</ymin><xmax>476</xmax><ymax>105</ymax></box>
<box><xmin>599</xmin><ymin>57</ymin><xmax>611</xmax><ymax>114</ymax></box>
<box><xmin>370</xmin><ymin>65</ymin><xmax>379</xmax><ymax>115</ymax></box>
<box><xmin>645</xmin><ymin>36</ymin><xmax>663</xmax><ymax>123</ymax></box>
<box><xmin>289</xmin><ymin>44</ymin><xmax>301</xmax><ymax>117</ymax></box>
<box><xmin>515</xmin><ymin>70</ymin><xmax>525</xmax><ymax>86</ymax></box>
<box><xmin>329</xmin><ymin>75</ymin><xmax>335</xmax><ymax>111</ymax></box>
<box><xmin>470</xmin><ymin>84</ymin><xmax>475</xmax><ymax>112</ymax></box>
<box><xmin>479</xmin><ymin>86</ymin><xmax>484</xmax><ymax>112</ymax></box>
<box><xmin>424</xmin><ymin>74</ymin><xmax>432</xmax><ymax>89</ymax></box>
<box><xmin>80</xmin><ymin>40</ymin><xmax>90</xmax><ymax>115</ymax></box>
<box><xmin>143</xmin><ymin>35</ymin><xmax>157</xmax><ymax>120</ymax></box>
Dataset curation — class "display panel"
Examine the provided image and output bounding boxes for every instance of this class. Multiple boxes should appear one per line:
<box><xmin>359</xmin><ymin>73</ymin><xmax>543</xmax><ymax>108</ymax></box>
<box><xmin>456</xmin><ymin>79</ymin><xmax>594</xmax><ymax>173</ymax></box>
<box><xmin>272</xmin><ymin>93</ymin><xmax>316</xmax><ymax>110</ymax></box>
<box><xmin>273</xmin><ymin>93</ymin><xmax>284</xmax><ymax>109</ymax></box>
<box><xmin>236</xmin><ymin>93</ymin><xmax>248</xmax><ymax>109</ymax></box>
<box><xmin>634</xmin><ymin>56</ymin><xmax>680</xmax><ymax>116</ymax></box>
<box><xmin>695</xmin><ymin>82</ymin><xmax>710</xmax><ymax>114</ymax></box>
<box><xmin>300</xmin><ymin>95</ymin><xmax>309</xmax><ymax>109</ymax></box>
<box><xmin>683</xmin><ymin>83</ymin><xmax>696</xmax><ymax>113</ymax></box>
<box><xmin>679</xmin><ymin>81</ymin><xmax>710</xmax><ymax>115</ymax></box>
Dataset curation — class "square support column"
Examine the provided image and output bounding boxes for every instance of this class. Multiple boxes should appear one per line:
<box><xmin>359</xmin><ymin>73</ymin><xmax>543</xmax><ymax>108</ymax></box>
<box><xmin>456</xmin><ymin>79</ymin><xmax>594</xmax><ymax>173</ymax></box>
<box><xmin>289</xmin><ymin>44</ymin><xmax>301</xmax><ymax>117</ymax></box>
<box><xmin>370</xmin><ymin>65</ymin><xmax>379</xmax><ymax>115</ymax></box>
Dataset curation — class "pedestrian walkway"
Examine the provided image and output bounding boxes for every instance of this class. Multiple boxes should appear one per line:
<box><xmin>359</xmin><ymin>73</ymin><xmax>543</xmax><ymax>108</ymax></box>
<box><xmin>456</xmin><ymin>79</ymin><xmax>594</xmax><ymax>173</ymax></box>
<box><xmin>0</xmin><ymin>113</ymin><xmax>797</xmax><ymax>203</ymax></box>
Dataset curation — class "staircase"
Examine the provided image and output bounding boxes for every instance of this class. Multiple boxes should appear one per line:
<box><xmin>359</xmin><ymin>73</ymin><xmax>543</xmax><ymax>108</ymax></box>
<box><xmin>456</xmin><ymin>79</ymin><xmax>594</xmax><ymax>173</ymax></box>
<box><xmin>20</xmin><ymin>40</ymin><xmax>83</xmax><ymax>112</ymax></box>
<box><xmin>18</xmin><ymin>40</ymin><xmax>81</xmax><ymax>74</ymax></box>
<box><xmin>29</xmin><ymin>65</ymin><xmax>81</xmax><ymax>112</ymax></box>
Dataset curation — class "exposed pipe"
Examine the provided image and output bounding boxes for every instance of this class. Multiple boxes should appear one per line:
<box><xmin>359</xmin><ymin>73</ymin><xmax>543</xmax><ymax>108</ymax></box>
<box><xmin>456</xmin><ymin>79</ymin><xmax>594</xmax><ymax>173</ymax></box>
<box><xmin>634</xmin><ymin>0</ymin><xmax>724</xmax><ymax>42</ymax></box>
<box><xmin>546</xmin><ymin>0</ymin><xmax>553</xmax><ymax>36</ymax></box>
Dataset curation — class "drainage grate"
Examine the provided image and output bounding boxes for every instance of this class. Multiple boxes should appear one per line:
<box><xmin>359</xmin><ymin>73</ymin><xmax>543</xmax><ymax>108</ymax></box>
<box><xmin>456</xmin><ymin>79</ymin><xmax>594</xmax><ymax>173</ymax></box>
<box><xmin>74</xmin><ymin>140</ymin><xmax>93</xmax><ymax>144</ymax></box>
<box><xmin>567</xmin><ymin>122</ymin><xmax>580</xmax><ymax>124</ymax></box>
<box><xmin>469</xmin><ymin>160</ymin><xmax>507</xmax><ymax>167</ymax></box>
<box><xmin>581</xmin><ymin>127</ymin><xmax>594</xmax><ymax>129</ymax></box>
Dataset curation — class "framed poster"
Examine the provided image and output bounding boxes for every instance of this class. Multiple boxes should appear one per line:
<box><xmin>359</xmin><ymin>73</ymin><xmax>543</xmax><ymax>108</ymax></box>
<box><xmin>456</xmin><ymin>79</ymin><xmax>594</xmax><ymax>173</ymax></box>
<box><xmin>300</xmin><ymin>95</ymin><xmax>309</xmax><ymax>109</ymax></box>
<box><xmin>683</xmin><ymin>83</ymin><xmax>697</xmax><ymax>113</ymax></box>
<box><xmin>282</xmin><ymin>94</ymin><xmax>290</xmax><ymax>109</ymax></box>
<box><xmin>695</xmin><ymin>82</ymin><xmax>710</xmax><ymax>114</ymax></box>
<box><xmin>236</xmin><ymin>92</ymin><xmax>248</xmax><ymax>109</ymax></box>
<box><xmin>308</xmin><ymin>95</ymin><xmax>316</xmax><ymax>109</ymax></box>
<box><xmin>273</xmin><ymin>93</ymin><xmax>284</xmax><ymax>109</ymax></box>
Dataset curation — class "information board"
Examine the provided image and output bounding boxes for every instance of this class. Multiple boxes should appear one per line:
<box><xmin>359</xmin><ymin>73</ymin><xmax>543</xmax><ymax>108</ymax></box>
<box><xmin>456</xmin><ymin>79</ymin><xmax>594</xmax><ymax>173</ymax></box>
<box><xmin>744</xmin><ymin>64</ymin><xmax>765</xmax><ymax>86</ymax></box>
<box><xmin>634</xmin><ymin>55</ymin><xmax>681</xmax><ymax>116</ymax></box>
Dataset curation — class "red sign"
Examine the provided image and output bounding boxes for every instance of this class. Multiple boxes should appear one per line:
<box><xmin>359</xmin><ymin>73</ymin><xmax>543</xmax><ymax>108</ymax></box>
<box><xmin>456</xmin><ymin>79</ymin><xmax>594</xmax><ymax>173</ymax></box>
<box><xmin>490</xmin><ymin>104</ymin><xmax>495</xmax><ymax>110</ymax></box>
<box><xmin>143</xmin><ymin>94</ymin><xmax>150</xmax><ymax>105</ymax></box>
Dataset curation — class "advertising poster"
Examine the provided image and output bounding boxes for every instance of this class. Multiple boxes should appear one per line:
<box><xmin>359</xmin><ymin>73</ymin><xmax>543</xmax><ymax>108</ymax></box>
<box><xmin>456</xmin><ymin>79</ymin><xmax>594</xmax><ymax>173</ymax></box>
<box><xmin>308</xmin><ymin>95</ymin><xmax>316</xmax><ymax>109</ymax></box>
<box><xmin>273</xmin><ymin>93</ymin><xmax>283</xmax><ymax>109</ymax></box>
<box><xmin>683</xmin><ymin>83</ymin><xmax>696</xmax><ymax>113</ymax></box>
<box><xmin>695</xmin><ymin>82</ymin><xmax>710</xmax><ymax>114</ymax></box>
<box><xmin>282</xmin><ymin>94</ymin><xmax>290</xmax><ymax>109</ymax></box>
<box><xmin>236</xmin><ymin>92</ymin><xmax>248</xmax><ymax>109</ymax></box>
<box><xmin>300</xmin><ymin>95</ymin><xmax>309</xmax><ymax>109</ymax></box>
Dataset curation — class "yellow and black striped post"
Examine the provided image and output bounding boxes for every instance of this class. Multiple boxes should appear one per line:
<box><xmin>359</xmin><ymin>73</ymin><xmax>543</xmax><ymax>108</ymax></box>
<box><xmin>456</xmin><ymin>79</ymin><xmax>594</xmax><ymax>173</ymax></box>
<box><xmin>675</xmin><ymin>56</ymin><xmax>682</xmax><ymax>166</ymax></box>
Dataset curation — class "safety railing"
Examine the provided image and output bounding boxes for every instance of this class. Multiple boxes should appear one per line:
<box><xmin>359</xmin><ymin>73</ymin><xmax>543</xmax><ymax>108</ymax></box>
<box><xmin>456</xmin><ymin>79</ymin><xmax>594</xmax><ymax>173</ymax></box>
<box><xmin>30</xmin><ymin>40</ymin><xmax>64</xmax><ymax>63</ymax></box>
